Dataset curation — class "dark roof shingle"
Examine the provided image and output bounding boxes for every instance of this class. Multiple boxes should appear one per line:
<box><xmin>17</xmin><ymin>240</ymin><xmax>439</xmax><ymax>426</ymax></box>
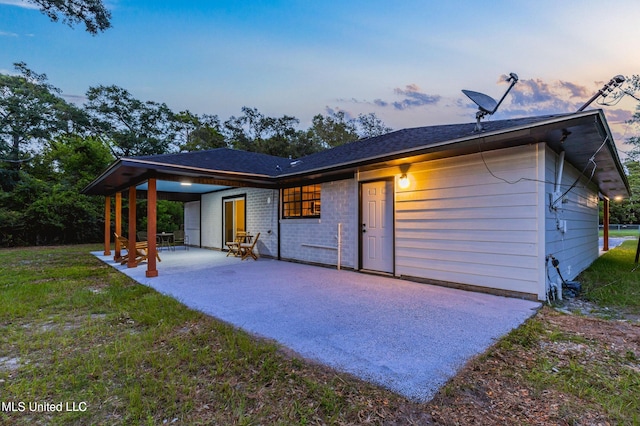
<box><xmin>133</xmin><ymin>148</ymin><xmax>290</xmax><ymax>176</ymax></box>
<box><xmin>277</xmin><ymin>114</ymin><xmax>568</xmax><ymax>174</ymax></box>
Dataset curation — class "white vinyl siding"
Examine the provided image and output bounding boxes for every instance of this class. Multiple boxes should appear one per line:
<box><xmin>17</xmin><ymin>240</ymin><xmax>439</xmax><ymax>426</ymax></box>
<box><xmin>544</xmin><ymin>148</ymin><xmax>599</xmax><ymax>287</ymax></box>
<box><xmin>361</xmin><ymin>144</ymin><xmax>543</xmax><ymax>296</ymax></box>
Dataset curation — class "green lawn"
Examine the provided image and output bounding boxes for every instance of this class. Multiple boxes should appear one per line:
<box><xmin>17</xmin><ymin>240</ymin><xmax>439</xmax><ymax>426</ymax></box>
<box><xmin>1</xmin><ymin>244</ymin><xmax>638</xmax><ymax>425</ymax></box>
<box><xmin>579</xmin><ymin>239</ymin><xmax>640</xmax><ymax>312</ymax></box>
<box><xmin>599</xmin><ymin>228</ymin><xmax>640</xmax><ymax>238</ymax></box>
<box><xmin>0</xmin><ymin>245</ymin><xmax>408</xmax><ymax>425</ymax></box>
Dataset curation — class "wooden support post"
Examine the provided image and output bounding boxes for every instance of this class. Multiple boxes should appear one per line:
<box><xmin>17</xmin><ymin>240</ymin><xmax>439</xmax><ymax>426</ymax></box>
<box><xmin>114</xmin><ymin>192</ymin><xmax>122</xmax><ymax>261</ymax></box>
<box><xmin>127</xmin><ymin>186</ymin><xmax>138</xmax><ymax>268</ymax></box>
<box><xmin>603</xmin><ymin>197</ymin><xmax>610</xmax><ymax>252</ymax></box>
<box><xmin>146</xmin><ymin>178</ymin><xmax>158</xmax><ymax>277</ymax></box>
<box><xmin>104</xmin><ymin>196</ymin><xmax>111</xmax><ymax>255</ymax></box>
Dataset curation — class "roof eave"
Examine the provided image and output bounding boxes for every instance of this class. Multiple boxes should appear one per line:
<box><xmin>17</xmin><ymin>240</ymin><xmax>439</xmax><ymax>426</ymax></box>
<box><xmin>82</xmin><ymin>157</ymin><xmax>278</xmax><ymax>196</ymax></box>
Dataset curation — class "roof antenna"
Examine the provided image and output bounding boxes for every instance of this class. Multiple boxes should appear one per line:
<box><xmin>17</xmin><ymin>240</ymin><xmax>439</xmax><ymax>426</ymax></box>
<box><xmin>462</xmin><ymin>72</ymin><xmax>519</xmax><ymax>132</ymax></box>
<box><xmin>577</xmin><ymin>75</ymin><xmax>625</xmax><ymax>111</ymax></box>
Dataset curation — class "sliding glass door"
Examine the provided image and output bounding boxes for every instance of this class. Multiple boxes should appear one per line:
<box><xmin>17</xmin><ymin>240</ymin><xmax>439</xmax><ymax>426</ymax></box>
<box><xmin>223</xmin><ymin>196</ymin><xmax>246</xmax><ymax>247</ymax></box>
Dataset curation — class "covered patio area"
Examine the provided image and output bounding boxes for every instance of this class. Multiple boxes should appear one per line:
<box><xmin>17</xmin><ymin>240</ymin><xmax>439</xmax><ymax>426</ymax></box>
<box><xmin>93</xmin><ymin>249</ymin><xmax>540</xmax><ymax>401</ymax></box>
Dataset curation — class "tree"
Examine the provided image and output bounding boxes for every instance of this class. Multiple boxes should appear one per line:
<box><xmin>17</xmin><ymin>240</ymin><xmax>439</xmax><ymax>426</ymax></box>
<box><xmin>22</xmin><ymin>187</ymin><xmax>105</xmax><ymax>244</ymax></box>
<box><xmin>355</xmin><ymin>112</ymin><xmax>393</xmax><ymax>138</ymax></box>
<box><xmin>287</xmin><ymin>130</ymin><xmax>325</xmax><ymax>159</ymax></box>
<box><xmin>0</xmin><ymin>63</ymin><xmax>83</xmax><ymax>188</ymax></box>
<box><xmin>27</xmin><ymin>0</ymin><xmax>111</xmax><ymax>34</ymax></box>
<box><xmin>607</xmin><ymin>160</ymin><xmax>640</xmax><ymax>224</ymax></box>
<box><xmin>254</xmin><ymin>114</ymin><xmax>301</xmax><ymax>156</ymax></box>
<box><xmin>223</xmin><ymin>107</ymin><xmax>301</xmax><ymax>157</ymax></box>
<box><xmin>0</xmin><ymin>171</ymin><xmax>49</xmax><ymax>245</ymax></box>
<box><xmin>174</xmin><ymin>111</ymin><xmax>226</xmax><ymax>152</ymax></box>
<box><xmin>85</xmin><ymin>85</ymin><xmax>178</xmax><ymax>157</ymax></box>
<box><xmin>308</xmin><ymin>111</ymin><xmax>358</xmax><ymax>149</ymax></box>
<box><xmin>1</xmin><ymin>134</ymin><xmax>113</xmax><ymax>246</ymax></box>
<box><xmin>223</xmin><ymin>107</ymin><xmax>269</xmax><ymax>152</ymax></box>
<box><xmin>222</xmin><ymin>107</ymin><xmax>392</xmax><ymax>158</ymax></box>
<box><xmin>307</xmin><ymin>111</ymin><xmax>392</xmax><ymax>148</ymax></box>
<box><xmin>40</xmin><ymin>135</ymin><xmax>113</xmax><ymax>188</ymax></box>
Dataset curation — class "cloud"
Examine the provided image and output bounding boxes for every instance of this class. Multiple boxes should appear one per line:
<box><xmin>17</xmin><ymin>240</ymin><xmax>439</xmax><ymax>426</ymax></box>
<box><xmin>0</xmin><ymin>30</ymin><xmax>19</xmax><ymax>37</ymax></box>
<box><xmin>510</xmin><ymin>79</ymin><xmax>558</xmax><ymax>106</ymax></box>
<box><xmin>604</xmin><ymin>108</ymin><xmax>633</xmax><ymax>123</ymax></box>
<box><xmin>478</xmin><ymin>76</ymin><xmax>639</xmax><ymax>124</ymax></box>
<box><xmin>499</xmin><ymin>78</ymin><xmax>600</xmax><ymax>116</ymax></box>
<box><xmin>0</xmin><ymin>0</ymin><xmax>38</xmax><ymax>9</ymax></box>
<box><xmin>336</xmin><ymin>84</ymin><xmax>441</xmax><ymax>112</ymax></box>
<box><xmin>559</xmin><ymin>81</ymin><xmax>590</xmax><ymax>98</ymax></box>
<box><xmin>324</xmin><ymin>106</ymin><xmax>355</xmax><ymax>121</ymax></box>
<box><xmin>391</xmin><ymin>84</ymin><xmax>441</xmax><ymax>110</ymax></box>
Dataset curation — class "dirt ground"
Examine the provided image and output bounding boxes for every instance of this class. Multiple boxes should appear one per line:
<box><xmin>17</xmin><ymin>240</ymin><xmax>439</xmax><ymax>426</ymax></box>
<box><xmin>413</xmin><ymin>302</ymin><xmax>640</xmax><ymax>426</ymax></box>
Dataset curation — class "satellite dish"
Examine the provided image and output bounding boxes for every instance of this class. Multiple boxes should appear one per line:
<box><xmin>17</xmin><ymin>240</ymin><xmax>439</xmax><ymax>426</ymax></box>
<box><xmin>462</xmin><ymin>72</ymin><xmax>519</xmax><ymax>131</ymax></box>
<box><xmin>461</xmin><ymin>90</ymin><xmax>497</xmax><ymax>114</ymax></box>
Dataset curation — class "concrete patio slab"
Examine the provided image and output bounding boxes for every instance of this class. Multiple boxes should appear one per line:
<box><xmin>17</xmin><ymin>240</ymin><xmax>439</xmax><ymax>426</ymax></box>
<box><xmin>93</xmin><ymin>248</ymin><xmax>541</xmax><ymax>401</ymax></box>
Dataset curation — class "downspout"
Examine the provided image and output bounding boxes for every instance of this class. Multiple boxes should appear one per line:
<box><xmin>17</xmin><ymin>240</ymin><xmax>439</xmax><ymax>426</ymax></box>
<box><xmin>337</xmin><ymin>223</ymin><xmax>342</xmax><ymax>270</ymax></box>
<box><xmin>277</xmin><ymin>188</ymin><xmax>281</xmax><ymax>260</ymax></box>
<box><xmin>554</xmin><ymin>150</ymin><xmax>565</xmax><ymax>197</ymax></box>
<box><xmin>199</xmin><ymin>195</ymin><xmax>202</xmax><ymax>248</ymax></box>
<box><xmin>603</xmin><ymin>196</ymin><xmax>610</xmax><ymax>251</ymax></box>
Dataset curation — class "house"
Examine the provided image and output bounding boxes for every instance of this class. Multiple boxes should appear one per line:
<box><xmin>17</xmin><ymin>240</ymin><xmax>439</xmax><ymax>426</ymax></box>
<box><xmin>83</xmin><ymin>110</ymin><xmax>630</xmax><ymax>301</ymax></box>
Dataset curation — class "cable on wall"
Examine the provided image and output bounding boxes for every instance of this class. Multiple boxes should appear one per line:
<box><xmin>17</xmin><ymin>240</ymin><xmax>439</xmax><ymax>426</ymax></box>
<box><xmin>549</xmin><ymin>136</ymin><xmax>607</xmax><ymax>210</ymax></box>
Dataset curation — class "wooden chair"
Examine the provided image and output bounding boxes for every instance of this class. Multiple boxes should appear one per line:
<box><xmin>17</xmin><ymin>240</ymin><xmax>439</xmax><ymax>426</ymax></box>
<box><xmin>114</xmin><ymin>233</ymin><xmax>161</xmax><ymax>265</ymax></box>
<box><xmin>226</xmin><ymin>231</ymin><xmax>247</xmax><ymax>257</ymax></box>
<box><xmin>240</xmin><ymin>232</ymin><xmax>260</xmax><ymax>261</ymax></box>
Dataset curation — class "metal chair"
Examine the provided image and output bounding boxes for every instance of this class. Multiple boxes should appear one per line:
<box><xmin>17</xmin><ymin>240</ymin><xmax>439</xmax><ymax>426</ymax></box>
<box><xmin>173</xmin><ymin>229</ymin><xmax>189</xmax><ymax>250</ymax></box>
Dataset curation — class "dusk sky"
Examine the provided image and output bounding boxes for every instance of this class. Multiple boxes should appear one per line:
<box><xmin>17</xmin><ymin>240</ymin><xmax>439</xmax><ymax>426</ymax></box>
<box><xmin>1</xmin><ymin>0</ymin><xmax>639</xmax><ymax>154</ymax></box>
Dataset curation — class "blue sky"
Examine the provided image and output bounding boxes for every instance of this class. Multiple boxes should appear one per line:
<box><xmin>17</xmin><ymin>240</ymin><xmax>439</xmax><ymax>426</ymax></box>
<box><xmin>1</xmin><ymin>0</ymin><xmax>639</xmax><ymax>151</ymax></box>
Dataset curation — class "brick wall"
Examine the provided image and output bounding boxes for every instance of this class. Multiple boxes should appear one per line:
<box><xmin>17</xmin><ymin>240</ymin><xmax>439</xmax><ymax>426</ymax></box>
<box><xmin>246</xmin><ymin>188</ymin><xmax>279</xmax><ymax>257</ymax></box>
<box><xmin>199</xmin><ymin>187</ymin><xmax>279</xmax><ymax>257</ymax></box>
<box><xmin>280</xmin><ymin>178</ymin><xmax>357</xmax><ymax>268</ymax></box>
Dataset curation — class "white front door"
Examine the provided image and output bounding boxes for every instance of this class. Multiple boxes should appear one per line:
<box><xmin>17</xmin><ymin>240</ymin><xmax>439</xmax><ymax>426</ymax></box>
<box><xmin>361</xmin><ymin>180</ymin><xmax>393</xmax><ymax>273</ymax></box>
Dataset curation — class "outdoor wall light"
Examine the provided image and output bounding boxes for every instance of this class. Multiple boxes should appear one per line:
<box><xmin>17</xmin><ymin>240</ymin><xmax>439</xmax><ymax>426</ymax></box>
<box><xmin>398</xmin><ymin>173</ymin><xmax>410</xmax><ymax>189</ymax></box>
<box><xmin>180</xmin><ymin>182</ymin><xmax>192</xmax><ymax>186</ymax></box>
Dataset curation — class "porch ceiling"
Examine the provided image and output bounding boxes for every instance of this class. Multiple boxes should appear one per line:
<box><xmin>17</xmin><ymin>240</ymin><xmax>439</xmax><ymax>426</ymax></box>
<box><xmin>136</xmin><ymin>181</ymin><xmax>228</xmax><ymax>194</ymax></box>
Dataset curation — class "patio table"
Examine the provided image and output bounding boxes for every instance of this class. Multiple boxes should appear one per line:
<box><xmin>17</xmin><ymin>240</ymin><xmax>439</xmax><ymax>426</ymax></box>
<box><xmin>156</xmin><ymin>232</ymin><xmax>174</xmax><ymax>251</ymax></box>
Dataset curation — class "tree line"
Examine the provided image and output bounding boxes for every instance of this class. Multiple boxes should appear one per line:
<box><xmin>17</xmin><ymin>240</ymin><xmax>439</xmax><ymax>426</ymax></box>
<box><xmin>2</xmin><ymin>63</ymin><xmax>640</xmax><ymax>246</ymax></box>
<box><xmin>0</xmin><ymin>63</ymin><xmax>391</xmax><ymax>246</ymax></box>
<box><xmin>6</xmin><ymin>1</ymin><xmax>639</xmax><ymax>244</ymax></box>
